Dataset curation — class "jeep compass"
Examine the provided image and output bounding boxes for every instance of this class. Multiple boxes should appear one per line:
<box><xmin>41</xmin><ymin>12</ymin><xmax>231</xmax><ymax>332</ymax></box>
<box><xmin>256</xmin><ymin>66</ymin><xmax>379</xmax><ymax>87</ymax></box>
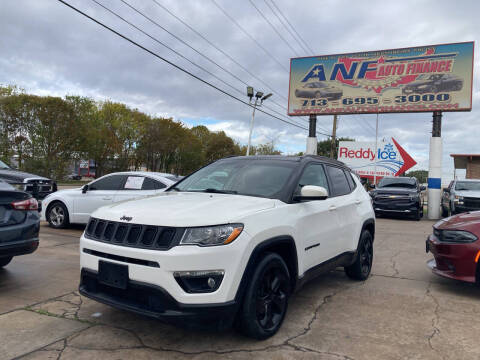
<box><xmin>79</xmin><ymin>156</ymin><xmax>375</xmax><ymax>339</ymax></box>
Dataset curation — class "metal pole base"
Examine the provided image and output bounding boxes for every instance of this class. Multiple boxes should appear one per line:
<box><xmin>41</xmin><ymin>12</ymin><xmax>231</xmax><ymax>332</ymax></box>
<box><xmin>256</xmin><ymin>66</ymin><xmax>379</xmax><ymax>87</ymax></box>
<box><xmin>306</xmin><ymin>137</ymin><xmax>317</xmax><ymax>155</ymax></box>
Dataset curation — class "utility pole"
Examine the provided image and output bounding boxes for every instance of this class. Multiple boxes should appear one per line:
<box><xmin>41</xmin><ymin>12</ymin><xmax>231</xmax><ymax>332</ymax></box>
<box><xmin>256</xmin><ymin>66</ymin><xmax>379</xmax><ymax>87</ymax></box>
<box><xmin>246</xmin><ymin>97</ymin><xmax>258</xmax><ymax>156</ymax></box>
<box><xmin>330</xmin><ymin>115</ymin><xmax>337</xmax><ymax>158</ymax></box>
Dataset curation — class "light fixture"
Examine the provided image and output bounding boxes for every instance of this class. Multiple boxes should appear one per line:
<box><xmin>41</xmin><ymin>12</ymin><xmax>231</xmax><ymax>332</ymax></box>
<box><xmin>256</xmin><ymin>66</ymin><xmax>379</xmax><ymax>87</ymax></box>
<box><xmin>247</xmin><ymin>86</ymin><xmax>254</xmax><ymax>100</ymax></box>
<box><xmin>255</xmin><ymin>91</ymin><xmax>264</xmax><ymax>98</ymax></box>
<box><xmin>261</xmin><ymin>93</ymin><xmax>273</xmax><ymax>101</ymax></box>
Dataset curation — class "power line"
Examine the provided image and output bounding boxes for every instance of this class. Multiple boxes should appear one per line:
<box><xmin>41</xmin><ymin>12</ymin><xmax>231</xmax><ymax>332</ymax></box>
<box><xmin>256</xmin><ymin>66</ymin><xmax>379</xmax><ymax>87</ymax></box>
<box><xmin>248</xmin><ymin>0</ymin><xmax>300</xmax><ymax>56</ymax></box>
<box><xmin>96</xmin><ymin>0</ymin><xmax>313</xmax><ymax>132</ymax></box>
<box><xmin>56</xmin><ymin>0</ymin><xmax>312</xmax><ymax>133</ymax></box>
<box><xmin>210</xmin><ymin>0</ymin><xmax>289</xmax><ymax>73</ymax></box>
<box><xmin>269</xmin><ymin>0</ymin><xmax>315</xmax><ymax>55</ymax></box>
<box><xmin>261</xmin><ymin>0</ymin><xmax>309</xmax><ymax>55</ymax></box>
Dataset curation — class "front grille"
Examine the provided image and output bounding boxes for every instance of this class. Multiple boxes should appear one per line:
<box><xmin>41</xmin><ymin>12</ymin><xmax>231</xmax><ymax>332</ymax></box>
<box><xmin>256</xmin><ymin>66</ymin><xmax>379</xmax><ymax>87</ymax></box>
<box><xmin>84</xmin><ymin>218</ymin><xmax>181</xmax><ymax>250</ymax></box>
<box><xmin>463</xmin><ymin>197</ymin><xmax>480</xmax><ymax>208</ymax></box>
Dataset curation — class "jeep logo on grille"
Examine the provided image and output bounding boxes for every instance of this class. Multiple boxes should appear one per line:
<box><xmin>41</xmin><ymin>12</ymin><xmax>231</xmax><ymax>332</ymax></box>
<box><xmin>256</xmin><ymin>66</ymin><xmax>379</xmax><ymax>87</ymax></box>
<box><xmin>120</xmin><ymin>215</ymin><xmax>132</xmax><ymax>222</ymax></box>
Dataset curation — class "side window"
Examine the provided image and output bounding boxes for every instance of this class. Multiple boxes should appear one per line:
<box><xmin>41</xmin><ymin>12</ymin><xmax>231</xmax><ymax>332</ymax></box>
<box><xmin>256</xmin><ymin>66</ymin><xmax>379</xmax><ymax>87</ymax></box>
<box><xmin>89</xmin><ymin>175</ymin><xmax>125</xmax><ymax>191</ymax></box>
<box><xmin>344</xmin><ymin>170</ymin><xmax>356</xmax><ymax>191</ymax></box>
<box><xmin>142</xmin><ymin>177</ymin><xmax>166</xmax><ymax>190</ymax></box>
<box><xmin>326</xmin><ymin>166</ymin><xmax>351</xmax><ymax>196</ymax></box>
<box><xmin>296</xmin><ymin>164</ymin><xmax>329</xmax><ymax>195</ymax></box>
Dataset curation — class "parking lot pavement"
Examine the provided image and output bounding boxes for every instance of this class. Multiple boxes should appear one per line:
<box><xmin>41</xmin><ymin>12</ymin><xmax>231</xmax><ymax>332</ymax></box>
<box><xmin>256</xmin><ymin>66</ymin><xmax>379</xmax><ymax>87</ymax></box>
<box><xmin>2</xmin><ymin>219</ymin><xmax>480</xmax><ymax>360</ymax></box>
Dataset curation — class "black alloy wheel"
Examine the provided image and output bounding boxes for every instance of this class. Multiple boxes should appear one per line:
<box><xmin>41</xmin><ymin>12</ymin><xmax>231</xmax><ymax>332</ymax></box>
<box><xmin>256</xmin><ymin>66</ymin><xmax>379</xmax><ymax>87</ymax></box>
<box><xmin>345</xmin><ymin>230</ymin><xmax>374</xmax><ymax>281</ymax></box>
<box><xmin>239</xmin><ymin>253</ymin><xmax>290</xmax><ymax>339</ymax></box>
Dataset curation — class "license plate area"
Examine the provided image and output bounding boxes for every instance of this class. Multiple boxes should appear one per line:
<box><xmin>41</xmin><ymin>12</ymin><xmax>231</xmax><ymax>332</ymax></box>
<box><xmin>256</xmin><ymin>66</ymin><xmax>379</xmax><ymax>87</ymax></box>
<box><xmin>98</xmin><ymin>261</ymin><xmax>128</xmax><ymax>289</ymax></box>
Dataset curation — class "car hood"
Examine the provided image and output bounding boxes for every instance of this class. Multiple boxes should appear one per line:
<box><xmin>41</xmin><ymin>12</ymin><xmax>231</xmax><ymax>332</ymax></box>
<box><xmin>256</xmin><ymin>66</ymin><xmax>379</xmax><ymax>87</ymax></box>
<box><xmin>435</xmin><ymin>211</ymin><xmax>480</xmax><ymax>234</ymax></box>
<box><xmin>453</xmin><ymin>190</ymin><xmax>480</xmax><ymax>198</ymax></box>
<box><xmin>91</xmin><ymin>191</ymin><xmax>277</xmax><ymax>227</ymax></box>
<box><xmin>374</xmin><ymin>187</ymin><xmax>417</xmax><ymax>195</ymax></box>
<box><xmin>0</xmin><ymin>169</ymin><xmax>50</xmax><ymax>182</ymax></box>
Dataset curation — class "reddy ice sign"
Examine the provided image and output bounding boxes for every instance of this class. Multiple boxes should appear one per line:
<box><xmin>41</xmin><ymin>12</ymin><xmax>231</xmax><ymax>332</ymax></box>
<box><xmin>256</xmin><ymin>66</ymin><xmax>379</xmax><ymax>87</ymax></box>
<box><xmin>338</xmin><ymin>139</ymin><xmax>417</xmax><ymax>179</ymax></box>
<box><xmin>288</xmin><ymin>42</ymin><xmax>474</xmax><ymax>116</ymax></box>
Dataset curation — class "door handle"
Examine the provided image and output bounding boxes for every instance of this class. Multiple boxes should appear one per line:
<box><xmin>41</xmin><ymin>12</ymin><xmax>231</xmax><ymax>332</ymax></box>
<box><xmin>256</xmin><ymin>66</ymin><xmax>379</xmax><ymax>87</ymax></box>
<box><xmin>102</xmin><ymin>197</ymin><xmax>112</xmax><ymax>200</ymax></box>
<box><xmin>355</xmin><ymin>200</ymin><xmax>361</xmax><ymax>205</ymax></box>
<box><xmin>328</xmin><ymin>205</ymin><xmax>337</xmax><ymax>211</ymax></box>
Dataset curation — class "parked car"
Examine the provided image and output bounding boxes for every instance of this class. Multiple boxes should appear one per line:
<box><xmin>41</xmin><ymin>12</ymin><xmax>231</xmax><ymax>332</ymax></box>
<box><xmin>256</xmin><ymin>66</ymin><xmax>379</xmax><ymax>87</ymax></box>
<box><xmin>370</xmin><ymin>176</ymin><xmax>425</xmax><ymax>220</ymax></box>
<box><xmin>0</xmin><ymin>180</ymin><xmax>40</xmax><ymax>268</ymax></box>
<box><xmin>442</xmin><ymin>179</ymin><xmax>480</xmax><ymax>217</ymax></box>
<box><xmin>426</xmin><ymin>211</ymin><xmax>480</xmax><ymax>284</ymax></box>
<box><xmin>402</xmin><ymin>73</ymin><xmax>463</xmax><ymax>94</ymax></box>
<box><xmin>0</xmin><ymin>160</ymin><xmax>56</xmax><ymax>206</ymax></box>
<box><xmin>41</xmin><ymin>171</ymin><xmax>175</xmax><ymax>228</ymax></box>
<box><xmin>78</xmin><ymin>155</ymin><xmax>375</xmax><ymax>339</ymax></box>
<box><xmin>295</xmin><ymin>81</ymin><xmax>343</xmax><ymax>100</ymax></box>
<box><xmin>66</xmin><ymin>173</ymin><xmax>83</xmax><ymax>181</ymax></box>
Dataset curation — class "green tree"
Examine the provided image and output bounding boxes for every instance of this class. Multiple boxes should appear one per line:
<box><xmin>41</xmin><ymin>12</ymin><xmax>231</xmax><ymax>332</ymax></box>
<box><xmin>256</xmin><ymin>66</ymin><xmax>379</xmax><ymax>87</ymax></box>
<box><xmin>406</xmin><ymin>170</ymin><xmax>428</xmax><ymax>183</ymax></box>
<box><xmin>317</xmin><ymin>137</ymin><xmax>354</xmax><ymax>158</ymax></box>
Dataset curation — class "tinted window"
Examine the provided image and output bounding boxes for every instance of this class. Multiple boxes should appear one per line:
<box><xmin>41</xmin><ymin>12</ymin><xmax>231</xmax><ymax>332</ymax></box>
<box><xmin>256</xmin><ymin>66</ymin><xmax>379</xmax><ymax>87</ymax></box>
<box><xmin>326</xmin><ymin>166</ymin><xmax>351</xmax><ymax>196</ymax></box>
<box><xmin>455</xmin><ymin>181</ymin><xmax>480</xmax><ymax>191</ymax></box>
<box><xmin>296</xmin><ymin>164</ymin><xmax>329</xmax><ymax>195</ymax></box>
<box><xmin>89</xmin><ymin>175</ymin><xmax>125</xmax><ymax>191</ymax></box>
<box><xmin>345</xmin><ymin>170</ymin><xmax>356</xmax><ymax>190</ymax></box>
<box><xmin>143</xmin><ymin>177</ymin><xmax>166</xmax><ymax>190</ymax></box>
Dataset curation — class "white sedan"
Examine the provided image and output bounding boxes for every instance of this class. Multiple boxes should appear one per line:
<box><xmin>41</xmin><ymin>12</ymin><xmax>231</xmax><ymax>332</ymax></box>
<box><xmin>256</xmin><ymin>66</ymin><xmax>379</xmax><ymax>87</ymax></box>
<box><xmin>41</xmin><ymin>171</ymin><xmax>176</xmax><ymax>228</ymax></box>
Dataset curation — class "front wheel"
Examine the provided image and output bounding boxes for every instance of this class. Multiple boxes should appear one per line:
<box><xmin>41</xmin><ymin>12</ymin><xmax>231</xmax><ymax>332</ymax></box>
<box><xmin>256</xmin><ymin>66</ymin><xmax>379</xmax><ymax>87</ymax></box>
<box><xmin>47</xmin><ymin>202</ymin><xmax>70</xmax><ymax>229</ymax></box>
<box><xmin>238</xmin><ymin>253</ymin><xmax>290</xmax><ymax>340</ymax></box>
<box><xmin>345</xmin><ymin>230</ymin><xmax>373</xmax><ymax>281</ymax></box>
<box><xmin>0</xmin><ymin>256</ymin><xmax>12</xmax><ymax>268</ymax></box>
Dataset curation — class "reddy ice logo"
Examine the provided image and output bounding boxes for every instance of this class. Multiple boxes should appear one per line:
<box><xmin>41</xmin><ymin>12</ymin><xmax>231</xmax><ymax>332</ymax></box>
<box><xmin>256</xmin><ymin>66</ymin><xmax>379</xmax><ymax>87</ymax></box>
<box><xmin>338</xmin><ymin>138</ymin><xmax>416</xmax><ymax>178</ymax></box>
<box><xmin>302</xmin><ymin>48</ymin><xmax>457</xmax><ymax>94</ymax></box>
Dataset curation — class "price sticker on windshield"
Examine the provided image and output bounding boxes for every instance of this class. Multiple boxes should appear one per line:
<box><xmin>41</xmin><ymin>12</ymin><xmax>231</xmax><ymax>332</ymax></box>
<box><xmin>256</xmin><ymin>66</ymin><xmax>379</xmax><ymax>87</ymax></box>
<box><xmin>124</xmin><ymin>176</ymin><xmax>144</xmax><ymax>190</ymax></box>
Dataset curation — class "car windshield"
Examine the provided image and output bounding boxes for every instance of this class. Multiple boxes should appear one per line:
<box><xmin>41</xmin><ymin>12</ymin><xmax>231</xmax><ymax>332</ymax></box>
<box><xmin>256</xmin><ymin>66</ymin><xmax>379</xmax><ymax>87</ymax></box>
<box><xmin>170</xmin><ymin>159</ymin><xmax>296</xmax><ymax>199</ymax></box>
<box><xmin>377</xmin><ymin>178</ymin><xmax>416</xmax><ymax>189</ymax></box>
<box><xmin>0</xmin><ymin>160</ymin><xmax>10</xmax><ymax>169</ymax></box>
<box><xmin>455</xmin><ymin>181</ymin><xmax>480</xmax><ymax>191</ymax></box>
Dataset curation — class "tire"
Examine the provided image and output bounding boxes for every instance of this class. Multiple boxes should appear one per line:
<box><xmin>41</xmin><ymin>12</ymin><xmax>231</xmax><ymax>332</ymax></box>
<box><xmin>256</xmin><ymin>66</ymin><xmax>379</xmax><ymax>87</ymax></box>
<box><xmin>47</xmin><ymin>202</ymin><xmax>70</xmax><ymax>229</ymax></box>
<box><xmin>238</xmin><ymin>253</ymin><xmax>291</xmax><ymax>340</ymax></box>
<box><xmin>345</xmin><ymin>230</ymin><xmax>373</xmax><ymax>281</ymax></box>
<box><xmin>0</xmin><ymin>256</ymin><xmax>12</xmax><ymax>268</ymax></box>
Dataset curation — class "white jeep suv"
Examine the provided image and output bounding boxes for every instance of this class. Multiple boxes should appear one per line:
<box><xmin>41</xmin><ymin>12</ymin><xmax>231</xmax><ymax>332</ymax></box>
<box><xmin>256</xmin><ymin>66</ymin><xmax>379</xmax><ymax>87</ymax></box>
<box><xmin>79</xmin><ymin>156</ymin><xmax>375</xmax><ymax>339</ymax></box>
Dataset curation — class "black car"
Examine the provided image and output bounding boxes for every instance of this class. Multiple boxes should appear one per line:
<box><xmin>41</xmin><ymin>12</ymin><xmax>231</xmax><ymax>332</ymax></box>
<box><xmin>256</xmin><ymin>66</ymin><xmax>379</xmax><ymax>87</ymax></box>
<box><xmin>0</xmin><ymin>160</ymin><xmax>56</xmax><ymax>204</ymax></box>
<box><xmin>402</xmin><ymin>73</ymin><xmax>463</xmax><ymax>94</ymax></box>
<box><xmin>295</xmin><ymin>81</ymin><xmax>343</xmax><ymax>100</ymax></box>
<box><xmin>370</xmin><ymin>177</ymin><xmax>425</xmax><ymax>220</ymax></box>
<box><xmin>0</xmin><ymin>180</ymin><xmax>40</xmax><ymax>268</ymax></box>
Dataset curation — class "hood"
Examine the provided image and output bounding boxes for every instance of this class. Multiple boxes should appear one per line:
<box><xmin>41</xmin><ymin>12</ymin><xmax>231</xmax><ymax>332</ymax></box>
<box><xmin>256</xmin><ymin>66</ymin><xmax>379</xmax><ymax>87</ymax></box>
<box><xmin>453</xmin><ymin>190</ymin><xmax>480</xmax><ymax>198</ymax></box>
<box><xmin>435</xmin><ymin>211</ymin><xmax>480</xmax><ymax>234</ymax></box>
<box><xmin>374</xmin><ymin>186</ymin><xmax>417</xmax><ymax>195</ymax></box>
<box><xmin>92</xmin><ymin>191</ymin><xmax>277</xmax><ymax>227</ymax></box>
<box><xmin>0</xmin><ymin>169</ymin><xmax>50</xmax><ymax>182</ymax></box>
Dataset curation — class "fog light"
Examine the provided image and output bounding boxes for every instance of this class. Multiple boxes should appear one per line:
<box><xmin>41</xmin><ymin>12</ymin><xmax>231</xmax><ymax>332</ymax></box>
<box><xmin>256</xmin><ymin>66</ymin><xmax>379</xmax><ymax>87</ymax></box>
<box><xmin>173</xmin><ymin>270</ymin><xmax>224</xmax><ymax>293</ymax></box>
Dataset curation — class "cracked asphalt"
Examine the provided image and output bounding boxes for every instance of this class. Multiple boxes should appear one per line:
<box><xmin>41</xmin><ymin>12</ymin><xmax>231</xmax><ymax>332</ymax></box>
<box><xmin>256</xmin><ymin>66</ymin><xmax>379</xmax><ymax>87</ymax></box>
<box><xmin>2</xmin><ymin>219</ymin><xmax>480</xmax><ymax>360</ymax></box>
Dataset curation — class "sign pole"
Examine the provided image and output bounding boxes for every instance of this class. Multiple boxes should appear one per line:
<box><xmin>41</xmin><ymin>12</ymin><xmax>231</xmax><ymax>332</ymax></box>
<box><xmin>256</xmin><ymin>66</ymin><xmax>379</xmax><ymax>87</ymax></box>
<box><xmin>374</xmin><ymin>113</ymin><xmax>379</xmax><ymax>185</ymax></box>
<box><xmin>428</xmin><ymin>111</ymin><xmax>443</xmax><ymax>219</ymax></box>
<box><xmin>246</xmin><ymin>97</ymin><xmax>258</xmax><ymax>156</ymax></box>
<box><xmin>330</xmin><ymin>115</ymin><xmax>337</xmax><ymax>158</ymax></box>
<box><xmin>306</xmin><ymin>114</ymin><xmax>317</xmax><ymax>155</ymax></box>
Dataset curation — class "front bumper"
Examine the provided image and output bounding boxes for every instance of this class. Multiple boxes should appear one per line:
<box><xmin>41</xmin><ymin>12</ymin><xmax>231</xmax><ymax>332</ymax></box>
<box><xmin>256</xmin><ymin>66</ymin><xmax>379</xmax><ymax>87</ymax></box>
<box><xmin>452</xmin><ymin>204</ymin><xmax>480</xmax><ymax>214</ymax></box>
<box><xmin>79</xmin><ymin>268</ymin><xmax>237</xmax><ymax>329</ymax></box>
<box><xmin>373</xmin><ymin>198</ymin><xmax>420</xmax><ymax>215</ymax></box>
<box><xmin>425</xmin><ymin>235</ymin><xmax>479</xmax><ymax>283</ymax></box>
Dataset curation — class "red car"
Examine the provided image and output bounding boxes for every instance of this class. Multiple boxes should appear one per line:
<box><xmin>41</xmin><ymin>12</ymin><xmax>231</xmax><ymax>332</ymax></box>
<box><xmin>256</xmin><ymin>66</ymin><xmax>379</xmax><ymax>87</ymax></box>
<box><xmin>426</xmin><ymin>211</ymin><xmax>480</xmax><ymax>284</ymax></box>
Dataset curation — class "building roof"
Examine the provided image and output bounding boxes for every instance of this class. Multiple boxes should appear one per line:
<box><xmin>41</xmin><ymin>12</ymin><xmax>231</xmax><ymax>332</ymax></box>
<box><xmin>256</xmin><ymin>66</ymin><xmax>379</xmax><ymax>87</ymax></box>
<box><xmin>450</xmin><ymin>154</ymin><xmax>480</xmax><ymax>169</ymax></box>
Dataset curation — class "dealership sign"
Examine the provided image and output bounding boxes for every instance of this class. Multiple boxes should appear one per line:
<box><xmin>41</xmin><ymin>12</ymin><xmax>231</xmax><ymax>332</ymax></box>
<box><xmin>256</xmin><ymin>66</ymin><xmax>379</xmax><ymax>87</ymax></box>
<box><xmin>288</xmin><ymin>42</ymin><xmax>474</xmax><ymax>116</ymax></box>
<box><xmin>338</xmin><ymin>138</ymin><xmax>417</xmax><ymax>179</ymax></box>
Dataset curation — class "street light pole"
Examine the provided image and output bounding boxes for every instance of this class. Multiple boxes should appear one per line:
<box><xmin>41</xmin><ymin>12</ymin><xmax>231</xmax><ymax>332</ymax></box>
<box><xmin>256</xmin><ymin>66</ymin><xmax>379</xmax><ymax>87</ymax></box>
<box><xmin>245</xmin><ymin>87</ymin><xmax>272</xmax><ymax>156</ymax></box>
<box><xmin>246</xmin><ymin>97</ymin><xmax>258</xmax><ymax>156</ymax></box>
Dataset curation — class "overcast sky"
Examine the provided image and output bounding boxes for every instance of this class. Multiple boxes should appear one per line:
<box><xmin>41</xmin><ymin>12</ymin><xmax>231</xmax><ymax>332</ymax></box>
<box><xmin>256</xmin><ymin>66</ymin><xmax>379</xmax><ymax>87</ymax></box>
<box><xmin>1</xmin><ymin>0</ymin><xmax>479</xmax><ymax>181</ymax></box>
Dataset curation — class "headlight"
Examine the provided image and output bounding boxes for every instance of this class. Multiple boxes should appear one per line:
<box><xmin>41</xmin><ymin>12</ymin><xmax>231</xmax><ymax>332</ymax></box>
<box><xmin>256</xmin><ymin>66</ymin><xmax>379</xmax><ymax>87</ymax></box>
<box><xmin>437</xmin><ymin>230</ymin><xmax>478</xmax><ymax>243</ymax></box>
<box><xmin>180</xmin><ymin>224</ymin><xmax>244</xmax><ymax>246</ymax></box>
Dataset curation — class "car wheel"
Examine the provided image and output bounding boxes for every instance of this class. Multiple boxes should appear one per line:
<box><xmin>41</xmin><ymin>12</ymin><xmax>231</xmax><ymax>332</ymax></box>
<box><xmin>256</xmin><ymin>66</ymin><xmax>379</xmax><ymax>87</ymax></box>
<box><xmin>47</xmin><ymin>202</ymin><xmax>70</xmax><ymax>229</ymax></box>
<box><xmin>345</xmin><ymin>230</ymin><xmax>373</xmax><ymax>281</ymax></box>
<box><xmin>0</xmin><ymin>256</ymin><xmax>12</xmax><ymax>268</ymax></box>
<box><xmin>239</xmin><ymin>253</ymin><xmax>290</xmax><ymax>340</ymax></box>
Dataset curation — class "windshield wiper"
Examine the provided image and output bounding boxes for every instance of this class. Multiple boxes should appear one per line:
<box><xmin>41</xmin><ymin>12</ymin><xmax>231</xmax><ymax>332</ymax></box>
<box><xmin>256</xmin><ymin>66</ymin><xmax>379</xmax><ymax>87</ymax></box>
<box><xmin>199</xmin><ymin>188</ymin><xmax>238</xmax><ymax>194</ymax></box>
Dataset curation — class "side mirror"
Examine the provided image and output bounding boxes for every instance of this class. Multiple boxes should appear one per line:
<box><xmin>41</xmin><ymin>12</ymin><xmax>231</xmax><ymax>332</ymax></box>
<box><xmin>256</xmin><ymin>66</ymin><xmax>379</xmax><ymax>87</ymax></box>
<box><xmin>82</xmin><ymin>184</ymin><xmax>89</xmax><ymax>194</ymax></box>
<box><xmin>294</xmin><ymin>185</ymin><xmax>328</xmax><ymax>201</ymax></box>
<box><xmin>420</xmin><ymin>185</ymin><xmax>426</xmax><ymax>191</ymax></box>
<box><xmin>369</xmin><ymin>184</ymin><xmax>376</xmax><ymax>189</ymax></box>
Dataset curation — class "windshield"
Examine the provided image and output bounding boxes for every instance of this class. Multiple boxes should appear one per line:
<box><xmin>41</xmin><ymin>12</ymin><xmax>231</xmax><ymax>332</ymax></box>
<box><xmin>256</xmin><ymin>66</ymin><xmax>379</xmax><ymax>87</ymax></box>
<box><xmin>0</xmin><ymin>160</ymin><xmax>10</xmax><ymax>169</ymax></box>
<box><xmin>455</xmin><ymin>181</ymin><xmax>480</xmax><ymax>191</ymax></box>
<box><xmin>171</xmin><ymin>159</ymin><xmax>296</xmax><ymax>199</ymax></box>
<box><xmin>377</xmin><ymin>177</ymin><xmax>416</xmax><ymax>189</ymax></box>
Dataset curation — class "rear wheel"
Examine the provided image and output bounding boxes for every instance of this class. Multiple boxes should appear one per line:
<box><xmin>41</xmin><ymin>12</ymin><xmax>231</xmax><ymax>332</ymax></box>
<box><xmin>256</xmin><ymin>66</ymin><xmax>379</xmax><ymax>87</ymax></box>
<box><xmin>47</xmin><ymin>202</ymin><xmax>70</xmax><ymax>229</ymax></box>
<box><xmin>238</xmin><ymin>253</ymin><xmax>290</xmax><ymax>339</ymax></box>
<box><xmin>0</xmin><ymin>256</ymin><xmax>12</xmax><ymax>268</ymax></box>
<box><xmin>345</xmin><ymin>230</ymin><xmax>373</xmax><ymax>281</ymax></box>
